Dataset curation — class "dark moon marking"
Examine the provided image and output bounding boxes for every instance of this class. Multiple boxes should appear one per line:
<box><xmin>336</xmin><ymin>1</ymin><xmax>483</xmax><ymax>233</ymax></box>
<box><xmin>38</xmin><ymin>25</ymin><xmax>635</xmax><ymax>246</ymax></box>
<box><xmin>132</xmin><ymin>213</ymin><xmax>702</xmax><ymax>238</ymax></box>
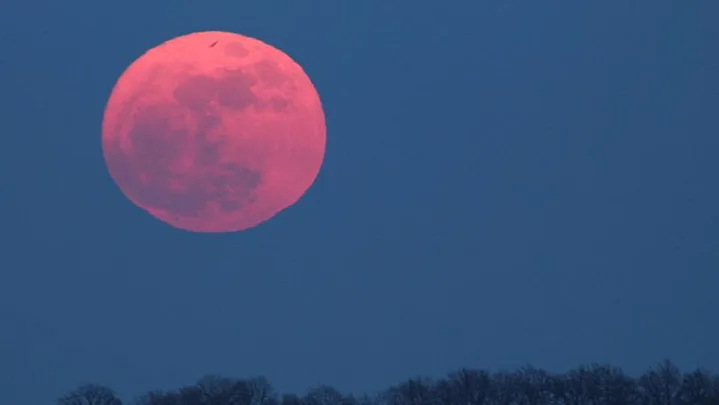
<box><xmin>172</xmin><ymin>75</ymin><xmax>218</xmax><ymax>111</ymax></box>
<box><xmin>128</xmin><ymin>107</ymin><xmax>185</xmax><ymax>178</ymax></box>
<box><xmin>216</xmin><ymin>70</ymin><xmax>258</xmax><ymax>110</ymax></box>
<box><xmin>254</xmin><ymin>60</ymin><xmax>288</xmax><ymax>86</ymax></box>
<box><xmin>196</xmin><ymin>113</ymin><xmax>220</xmax><ymax>132</ymax></box>
<box><xmin>194</xmin><ymin>130</ymin><xmax>221</xmax><ymax>167</ymax></box>
<box><xmin>224</xmin><ymin>41</ymin><xmax>249</xmax><ymax>58</ymax></box>
<box><xmin>194</xmin><ymin>139</ymin><xmax>220</xmax><ymax>167</ymax></box>
<box><xmin>173</xmin><ymin>71</ymin><xmax>260</xmax><ymax>112</ymax></box>
<box><xmin>193</xmin><ymin>113</ymin><xmax>222</xmax><ymax>166</ymax></box>
<box><xmin>212</xmin><ymin>164</ymin><xmax>262</xmax><ymax>211</ymax></box>
<box><xmin>106</xmin><ymin>103</ymin><xmax>263</xmax><ymax>219</ymax></box>
<box><xmin>266</xmin><ymin>97</ymin><xmax>290</xmax><ymax>112</ymax></box>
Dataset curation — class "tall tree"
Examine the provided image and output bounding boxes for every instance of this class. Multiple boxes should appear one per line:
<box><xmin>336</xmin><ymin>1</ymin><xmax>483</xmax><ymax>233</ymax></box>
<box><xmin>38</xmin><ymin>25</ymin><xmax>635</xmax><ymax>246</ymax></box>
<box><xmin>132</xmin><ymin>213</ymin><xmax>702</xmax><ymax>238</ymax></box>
<box><xmin>638</xmin><ymin>360</ymin><xmax>682</xmax><ymax>405</ymax></box>
<box><xmin>57</xmin><ymin>384</ymin><xmax>123</xmax><ymax>405</ymax></box>
<box><xmin>511</xmin><ymin>366</ymin><xmax>555</xmax><ymax>405</ymax></box>
<box><xmin>436</xmin><ymin>369</ymin><xmax>493</xmax><ymax>405</ymax></box>
<box><xmin>303</xmin><ymin>385</ymin><xmax>351</xmax><ymax>405</ymax></box>
<box><xmin>386</xmin><ymin>378</ymin><xmax>438</xmax><ymax>405</ymax></box>
<box><xmin>194</xmin><ymin>375</ymin><xmax>254</xmax><ymax>405</ymax></box>
<box><xmin>679</xmin><ymin>369</ymin><xmax>719</xmax><ymax>405</ymax></box>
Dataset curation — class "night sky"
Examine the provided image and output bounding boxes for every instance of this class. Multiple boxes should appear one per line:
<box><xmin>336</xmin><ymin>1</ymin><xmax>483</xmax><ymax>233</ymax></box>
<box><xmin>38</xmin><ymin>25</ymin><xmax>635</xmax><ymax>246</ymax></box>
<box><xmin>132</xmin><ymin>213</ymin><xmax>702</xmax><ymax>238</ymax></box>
<box><xmin>1</xmin><ymin>1</ymin><xmax>717</xmax><ymax>404</ymax></box>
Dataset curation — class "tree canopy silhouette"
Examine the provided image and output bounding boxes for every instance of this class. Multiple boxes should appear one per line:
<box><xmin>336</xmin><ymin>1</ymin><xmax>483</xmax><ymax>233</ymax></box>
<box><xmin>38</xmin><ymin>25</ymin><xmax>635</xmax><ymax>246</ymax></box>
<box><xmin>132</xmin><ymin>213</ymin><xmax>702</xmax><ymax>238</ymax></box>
<box><xmin>58</xmin><ymin>360</ymin><xmax>719</xmax><ymax>405</ymax></box>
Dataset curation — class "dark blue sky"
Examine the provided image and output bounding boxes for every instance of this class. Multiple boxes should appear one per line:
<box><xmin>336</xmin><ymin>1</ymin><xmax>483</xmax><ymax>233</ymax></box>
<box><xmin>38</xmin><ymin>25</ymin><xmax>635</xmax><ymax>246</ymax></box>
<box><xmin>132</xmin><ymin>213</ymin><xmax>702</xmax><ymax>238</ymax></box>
<box><xmin>1</xmin><ymin>1</ymin><xmax>717</xmax><ymax>404</ymax></box>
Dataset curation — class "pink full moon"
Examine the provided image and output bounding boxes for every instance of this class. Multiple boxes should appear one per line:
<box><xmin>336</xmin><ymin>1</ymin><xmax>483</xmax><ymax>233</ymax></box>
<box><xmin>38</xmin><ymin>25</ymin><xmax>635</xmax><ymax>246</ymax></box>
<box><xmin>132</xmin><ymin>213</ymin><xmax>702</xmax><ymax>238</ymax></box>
<box><xmin>101</xmin><ymin>31</ymin><xmax>326</xmax><ymax>232</ymax></box>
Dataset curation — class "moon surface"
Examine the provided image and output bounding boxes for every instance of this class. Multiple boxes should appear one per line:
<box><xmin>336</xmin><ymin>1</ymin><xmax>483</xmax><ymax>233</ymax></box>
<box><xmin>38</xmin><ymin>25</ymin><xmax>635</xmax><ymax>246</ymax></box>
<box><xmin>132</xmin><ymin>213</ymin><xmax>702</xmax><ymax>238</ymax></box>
<box><xmin>101</xmin><ymin>31</ymin><xmax>326</xmax><ymax>233</ymax></box>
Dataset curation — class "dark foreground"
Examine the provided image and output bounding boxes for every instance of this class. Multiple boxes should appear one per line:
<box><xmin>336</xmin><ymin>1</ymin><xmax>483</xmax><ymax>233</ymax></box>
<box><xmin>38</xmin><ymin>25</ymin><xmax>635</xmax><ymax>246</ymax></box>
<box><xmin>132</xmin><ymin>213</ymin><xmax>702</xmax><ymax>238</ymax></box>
<box><xmin>58</xmin><ymin>360</ymin><xmax>719</xmax><ymax>405</ymax></box>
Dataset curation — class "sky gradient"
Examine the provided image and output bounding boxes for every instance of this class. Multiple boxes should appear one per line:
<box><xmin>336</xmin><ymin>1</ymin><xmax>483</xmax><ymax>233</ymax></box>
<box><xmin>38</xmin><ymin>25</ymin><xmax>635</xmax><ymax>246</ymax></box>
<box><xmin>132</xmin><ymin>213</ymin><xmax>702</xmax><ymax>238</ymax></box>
<box><xmin>1</xmin><ymin>1</ymin><xmax>717</xmax><ymax>404</ymax></box>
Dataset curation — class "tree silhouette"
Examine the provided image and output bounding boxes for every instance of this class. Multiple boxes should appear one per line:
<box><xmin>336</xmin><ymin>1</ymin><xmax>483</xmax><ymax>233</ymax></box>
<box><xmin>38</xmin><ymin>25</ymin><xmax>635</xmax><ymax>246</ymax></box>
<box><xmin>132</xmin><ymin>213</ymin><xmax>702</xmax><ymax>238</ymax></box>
<box><xmin>57</xmin><ymin>360</ymin><xmax>719</xmax><ymax>405</ymax></box>
<box><xmin>57</xmin><ymin>384</ymin><xmax>123</xmax><ymax>405</ymax></box>
<box><xmin>553</xmin><ymin>364</ymin><xmax>638</xmax><ymax>405</ymax></box>
<box><xmin>638</xmin><ymin>360</ymin><xmax>682</xmax><ymax>405</ymax></box>
<box><xmin>435</xmin><ymin>369</ymin><xmax>493</xmax><ymax>405</ymax></box>
<box><xmin>385</xmin><ymin>378</ymin><xmax>437</xmax><ymax>405</ymax></box>
<box><xmin>303</xmin><ymin>385</ymin><xmax>353</xmax><ymax>405</ymax></box>
<box><xmin>679</xmin><ymin>369</ymin><xmax>719</xmax><ymax>405</ymax></box>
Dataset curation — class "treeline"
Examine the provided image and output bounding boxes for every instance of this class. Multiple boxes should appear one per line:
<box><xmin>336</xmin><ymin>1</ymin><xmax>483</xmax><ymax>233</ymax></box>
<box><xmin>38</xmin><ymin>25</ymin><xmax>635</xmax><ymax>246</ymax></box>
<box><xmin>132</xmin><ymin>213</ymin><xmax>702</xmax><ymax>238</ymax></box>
<box><xmin>58</xmin><ymin>360</ymin><xmax>719</xmax><ymax>405</ymax></box>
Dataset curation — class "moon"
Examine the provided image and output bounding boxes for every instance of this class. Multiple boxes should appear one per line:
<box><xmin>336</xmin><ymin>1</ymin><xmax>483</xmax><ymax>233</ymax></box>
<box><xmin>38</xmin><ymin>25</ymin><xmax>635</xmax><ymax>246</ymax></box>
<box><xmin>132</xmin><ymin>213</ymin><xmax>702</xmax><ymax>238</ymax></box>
<box><xmin>101</xmin><ymin>31</ymin><xmax>326</xmax><ymax>233</ymax></box>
